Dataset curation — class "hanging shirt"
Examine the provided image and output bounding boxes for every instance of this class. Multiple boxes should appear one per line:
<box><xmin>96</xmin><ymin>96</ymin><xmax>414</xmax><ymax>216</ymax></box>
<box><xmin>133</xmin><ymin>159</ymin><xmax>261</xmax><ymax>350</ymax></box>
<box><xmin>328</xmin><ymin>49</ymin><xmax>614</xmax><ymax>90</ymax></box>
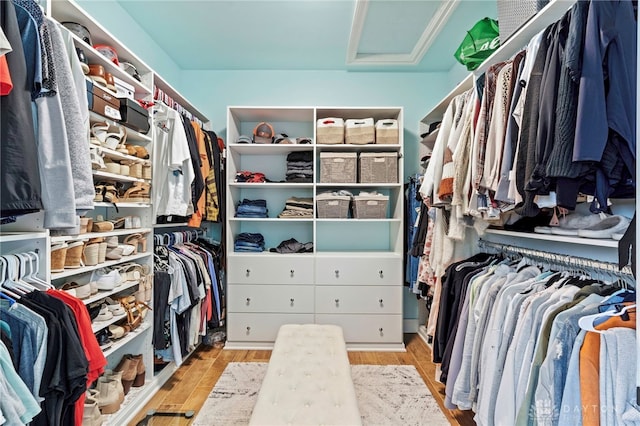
<box><xmin>152</xmin><ymin>105</ymin><xmax>195</xmax><ymax>218</ymax></box>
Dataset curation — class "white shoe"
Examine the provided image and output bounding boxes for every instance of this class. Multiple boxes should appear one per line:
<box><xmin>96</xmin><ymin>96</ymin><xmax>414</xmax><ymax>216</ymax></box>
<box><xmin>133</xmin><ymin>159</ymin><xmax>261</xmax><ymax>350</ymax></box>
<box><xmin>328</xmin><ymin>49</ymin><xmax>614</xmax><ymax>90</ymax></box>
<box><xmin>577</xmin><ymin>215</ymin><xmax>631</xmax><ymax>239</ymax></box>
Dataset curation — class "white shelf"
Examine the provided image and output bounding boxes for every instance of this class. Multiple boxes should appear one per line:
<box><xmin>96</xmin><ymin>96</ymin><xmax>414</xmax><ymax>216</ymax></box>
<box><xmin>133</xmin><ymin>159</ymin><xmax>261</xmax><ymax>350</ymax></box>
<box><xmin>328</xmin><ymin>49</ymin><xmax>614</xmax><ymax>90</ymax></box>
<box><xmin>229</xmin><ymin>251</ymin><xmax>315</xmax><ymax>258</ymax></box>
<box><xmin>93</xmin><ymin>170</ymin><xmax>147</xmax><ymax>183</ymax></box>
<box><xmin>102</xmin><ymin>322</ymin><xmax>150</xmax><ymax>358</ymax></box>
<box><xmin>484</xmin><ymin>229</ymin><xmax>619</xmax><ymax>248</ymax></box>
<box><xmin>51</xmin><ymin>228</ymin><xmax>152</xmax><ymax>243</ymax></box>
<box><xmin>92</xmin><ymin>312</ymin><xmax>128</xmax><ymax>333</ymax></box>
<box><xmin>153</xmin><ymin>223</ymin><xmax>190</xmax><ymax>228</ymax></box>
<box><xmin>227</xmin><ymin>143</ymin><xmax>314</xmax><ymax>154</ymax></box>
<box><xmin>230</xmin><ymin>218</ymin><xmax>314</xmax><ymax>222</ymax></box>
<box><xmin>50</xmin><ymin>252</ymin><xmax>151</xmax><ymax>280</ymax></box>
<box><xmin>0</xmin><ymin>232</ymin><xmax>48</xmax><ymax>243</ymax></box>
<box><xmin>89</xmin><ymin>111</ymin><xmax>152</xmax><ymax>144</ymax></box>
<box><xmin>420</xmin><ymin>0</ymin><xmax>576</xmax><ymax>124</ymax></box>
<box><xmin>317</xmin><ymin>218</ymin><xmax>402</xmax><ymax>223</ymax></box>
<box><xmin>315</xmin><ymin>144</ymin><xmax>401</xmax><ymax>152</ymax></box>
<box><xmin>230</xmin><ymin>182</ymin><xmax>314</xmax><ymax>189</ymax></box>
<box><xmin>154</xmin><ymin>73</ymin><xmax>209</xmax><ymax>124</ymax></box>
<box><xmin>316</xmin><ymin>183</ymin><xmax>401</xmax><ymax>188</ymax></box>
<box><xmin>94</xmin><ymin>201</ymin><xmax>151</xmax><ymax>208</ymax></box>
<box><xmin>96</xmin><ymin>145</ymin><xmax>150</xmax><ymax>165</ymax></box>
<box><xmin>228</xmin><ymin>106</ymin><xmax>315</xmax><ymax>122</ymax></box>
<box><xmin>315</xmin><ymin>251</ymin><xmax>403</xmax><ymax>258</ymax></box>
<box><xmin>83</xmin><ymin>280</ymin><xmax>140</xmax><ymax>305</ymax></box>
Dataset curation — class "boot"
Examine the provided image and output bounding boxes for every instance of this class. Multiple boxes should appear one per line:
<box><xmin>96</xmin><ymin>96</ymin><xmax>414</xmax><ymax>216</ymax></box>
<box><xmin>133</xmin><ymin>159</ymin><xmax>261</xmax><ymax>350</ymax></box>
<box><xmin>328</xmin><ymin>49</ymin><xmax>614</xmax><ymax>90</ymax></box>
<box><xmin>95</xmin><ymin>377</ymin><xmax>122</xmax><ymax>414</ymax></box>
<box><xmin>83</xmin><ymin>390</ymin><xmax>104</xmax><ymax>426</ymax></box>
<box><xmin>114</xmin><ymin>354</ymin><xmax>139</xmax><ymax>395</ymax></box>
<box><xmin>104</xmin><ymin>369</ymin><xmax>125</xmax><ymax>403</ymax></box>
<box><xmin>130</xmin><ymin>353</ymin><xmax>146</xmax><ymax>387</ymax></box>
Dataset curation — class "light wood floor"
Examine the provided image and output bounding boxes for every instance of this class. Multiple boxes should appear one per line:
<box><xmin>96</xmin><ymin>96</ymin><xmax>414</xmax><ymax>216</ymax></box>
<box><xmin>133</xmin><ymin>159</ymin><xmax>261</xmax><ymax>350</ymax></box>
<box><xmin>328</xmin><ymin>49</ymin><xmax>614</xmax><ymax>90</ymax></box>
<box><xmin>127</xmin><ymin>334</ymin><xmax>476</xmax><ymax>426</ymax></box>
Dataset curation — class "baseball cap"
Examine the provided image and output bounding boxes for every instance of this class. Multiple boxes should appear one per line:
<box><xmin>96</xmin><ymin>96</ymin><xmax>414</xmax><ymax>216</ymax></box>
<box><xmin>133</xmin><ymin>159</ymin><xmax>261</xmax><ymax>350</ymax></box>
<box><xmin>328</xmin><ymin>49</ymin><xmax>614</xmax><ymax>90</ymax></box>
<box><xmin>253</xmin><ymin>122</ymin><xmax>274</xmax><ymax>144</ymax></box>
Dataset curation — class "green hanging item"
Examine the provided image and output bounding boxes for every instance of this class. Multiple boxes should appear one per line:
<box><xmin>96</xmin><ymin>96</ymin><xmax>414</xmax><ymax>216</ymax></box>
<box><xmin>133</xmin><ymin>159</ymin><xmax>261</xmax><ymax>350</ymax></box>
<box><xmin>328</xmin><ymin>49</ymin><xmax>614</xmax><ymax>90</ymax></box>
<box><xmin>453</xmin><ymin>17</ymin><xmax>500</xmax><ymax>71</ymax></box>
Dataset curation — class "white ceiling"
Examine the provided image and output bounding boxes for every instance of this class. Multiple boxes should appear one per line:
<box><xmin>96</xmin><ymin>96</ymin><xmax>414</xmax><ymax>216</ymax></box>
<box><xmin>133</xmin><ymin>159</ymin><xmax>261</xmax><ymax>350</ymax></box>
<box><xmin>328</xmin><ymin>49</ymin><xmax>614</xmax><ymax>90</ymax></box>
<box><xmin>115</xmin><ymin>0</ymin><xmax>497</xmax><ymax>72</ymax></box>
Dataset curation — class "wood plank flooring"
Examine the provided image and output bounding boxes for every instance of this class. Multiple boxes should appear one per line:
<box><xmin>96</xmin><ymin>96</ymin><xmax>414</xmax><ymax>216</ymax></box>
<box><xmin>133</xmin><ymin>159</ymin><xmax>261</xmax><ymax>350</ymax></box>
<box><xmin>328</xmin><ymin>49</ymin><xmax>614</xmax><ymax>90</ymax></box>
<box><xmin>127</xmin><ymin>334</ymin><xmax>475</xmax><ymax>426</ymax></box>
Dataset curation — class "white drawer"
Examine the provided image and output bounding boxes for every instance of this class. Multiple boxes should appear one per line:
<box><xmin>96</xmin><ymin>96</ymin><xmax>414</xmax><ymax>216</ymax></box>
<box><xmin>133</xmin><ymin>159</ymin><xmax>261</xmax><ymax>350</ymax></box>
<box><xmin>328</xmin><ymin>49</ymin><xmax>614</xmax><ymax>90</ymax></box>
<box><xmin>228</xmin><ymin>285</ymin><xmax>314</xmax><ymax>313</ymax></box>
<box><xmin>315</xmin><ymin>314</ymin><xmax>403</xmax><ymax>344</ymax></box>
<box><xmin>227</xmin><ymin>313</ymin><xmax>314</xmax><ymax>342</ymax></box>
<box><xmin>228</xmin><ymin>255</ymin><xmax>314</xmax><ymax>284</ymax></box>
<box><xmin>315</xmin><ymin>256</ymin><xmax>401</xmax><ymax>285</ymax></box>
<box><xmin>315</xmin><ymin>286</ymin><xmax>401</xmax><ymax>314</ymax></box>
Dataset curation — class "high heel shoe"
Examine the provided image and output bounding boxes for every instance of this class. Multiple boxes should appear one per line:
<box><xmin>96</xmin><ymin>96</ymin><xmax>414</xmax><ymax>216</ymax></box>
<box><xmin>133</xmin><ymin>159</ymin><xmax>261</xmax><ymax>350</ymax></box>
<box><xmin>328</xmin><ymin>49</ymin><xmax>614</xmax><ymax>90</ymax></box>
<box><xmin>124</xmin><ymin>233</ymin><xmax>148</xmax><ymax>254</ymax></box>
<box><xmin>114</xmin><ymin>354</ymin><xmax>139</xmax><ymax>395</ymax></box>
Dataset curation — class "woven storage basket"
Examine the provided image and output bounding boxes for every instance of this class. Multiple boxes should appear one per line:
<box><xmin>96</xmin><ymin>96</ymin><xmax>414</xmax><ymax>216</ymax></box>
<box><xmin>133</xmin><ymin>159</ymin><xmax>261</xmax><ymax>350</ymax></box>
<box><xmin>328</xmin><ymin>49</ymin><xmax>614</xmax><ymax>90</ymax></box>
<box><xmin>316</xmin><ymin>117</ymin><xmax>345</xmax><ymax>144</ymax></box>
<box><xmin>345</xmin><ymin>118</ymin><xmax>375</xmax><ymax>145</ymax></box>
<box><xmin>359</xmin><ymin>152</ymin><xmax>398</xmax><ymax>183</ymax></box>
<box><xmin>353</xmin><ymin>194</ymin><xmax>389</xmax><ymax>219</ymax></box>
<box><xmin>316</xmin><ymin>193</ymin><xmax>351</xmax><ymax>218</ymax></box>
<box><xmin>375</xmin><ymin>119</ymin><xmax>399</xmax><ymax>145</ymax></box>
<box><xmin>320</xmin><ymin>152</ymin><xmax>357</xmax><ymax>183</ymax></box>
<box><xmin>497</xmin><ymin>0</ymin><xmax>549</xmax><ymax>43</ymax></box>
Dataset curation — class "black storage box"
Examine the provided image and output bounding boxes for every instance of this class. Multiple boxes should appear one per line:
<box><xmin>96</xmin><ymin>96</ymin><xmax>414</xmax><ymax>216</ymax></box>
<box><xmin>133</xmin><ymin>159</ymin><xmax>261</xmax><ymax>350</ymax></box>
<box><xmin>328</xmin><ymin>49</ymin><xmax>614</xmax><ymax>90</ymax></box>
<box><xmin>118</xmin><ymin>98</ymin><xmax>150</xmax><ymax>134</ymax></box>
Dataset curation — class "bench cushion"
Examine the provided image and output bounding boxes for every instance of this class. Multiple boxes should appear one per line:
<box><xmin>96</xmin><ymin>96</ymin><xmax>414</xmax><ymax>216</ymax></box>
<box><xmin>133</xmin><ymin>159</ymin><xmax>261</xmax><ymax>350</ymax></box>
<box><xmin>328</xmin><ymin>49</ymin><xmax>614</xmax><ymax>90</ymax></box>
<box><xmin>249</xmin><ymin>324</ymin><xmax>362</xmax><ymax>425</ymax></box>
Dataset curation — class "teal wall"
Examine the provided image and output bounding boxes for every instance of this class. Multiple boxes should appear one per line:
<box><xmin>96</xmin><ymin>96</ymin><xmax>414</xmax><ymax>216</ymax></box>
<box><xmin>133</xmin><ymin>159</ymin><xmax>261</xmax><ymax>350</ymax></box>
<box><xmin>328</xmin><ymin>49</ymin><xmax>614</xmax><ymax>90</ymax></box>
<box><xmin>75</xmin><ymin>2</ymin><xmax>458</xmax><ymax>326</ymax></box>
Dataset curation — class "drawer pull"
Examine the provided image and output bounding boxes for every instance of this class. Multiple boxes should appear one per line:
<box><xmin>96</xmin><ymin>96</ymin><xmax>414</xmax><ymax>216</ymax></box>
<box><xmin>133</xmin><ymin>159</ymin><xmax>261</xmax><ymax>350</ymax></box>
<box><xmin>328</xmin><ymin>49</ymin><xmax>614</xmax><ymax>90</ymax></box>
<box><xmin>379</xmin><ymin>327</ymin><xmax>384</xmax><ymax>336</ymax></box>
<box><xmin>335</xmin><ymin>299</ymin><xmax>340</xmax><ymax>307</ymax></box>
<box><xmin>334</xmin><ymin>270</ymin><xmax>340</xmax><ymax>278</ymax></box>
<box><xmin>246</xmin><ymin>297</ymin><xmax>251</xmax><ymax>305</ymax></box>
<box><xmin>246</xmin><ymin>269</ymin><xmax>251</xmax><ymax>277</ymax></box>
<box><xmin>246</xmin><ymin>326</ymin><xmax>251</xmax><ymax>335</ymax></box>
<box><xmin>379</xmin><ymin>270</ymin><xmax>384</xmax><ymax>278</ymax></box>
<box><xmin>379</xmin><ymin>298</ymin><xmax>384</xmax><ymax>307</ymax></box>
<box><xmin>290</xmin><ymin>298</ymin><xmax>295</xmax><ymax>307</ymax></box>
<box><xmin>290</xmin><ymin>269</ymin><xmax>294</xmax><ymax>277</ymax></box>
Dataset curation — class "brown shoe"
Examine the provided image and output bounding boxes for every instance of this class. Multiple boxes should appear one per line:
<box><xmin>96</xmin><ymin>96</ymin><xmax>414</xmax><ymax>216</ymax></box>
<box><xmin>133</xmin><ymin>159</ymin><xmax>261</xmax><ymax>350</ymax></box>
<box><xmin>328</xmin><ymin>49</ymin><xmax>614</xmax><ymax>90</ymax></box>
<box><xmin>114</xmin><ymin>354</ymin><xmax>139</xmax><ymax>395</ymax></box>
<box><xmin>130</xmin><ymin>354</ymin><xmax>145</xmax><ymax>387</ymax></box>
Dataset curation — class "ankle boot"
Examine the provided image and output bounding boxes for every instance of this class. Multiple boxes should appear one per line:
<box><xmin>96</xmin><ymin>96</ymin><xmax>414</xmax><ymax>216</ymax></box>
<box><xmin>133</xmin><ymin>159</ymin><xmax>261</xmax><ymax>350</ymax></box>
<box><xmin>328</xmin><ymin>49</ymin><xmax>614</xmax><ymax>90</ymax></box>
<box><xmin>104</xmin><ymin>369</ymin><xmax>125</xmax><ymax>403</ymax></box>
<box><xmin>83</xmin><ymin>390</ymin><xmax>104</xmax><ymax>426</ymax></box>
<box><xmin>114</xmin><ymin>354</ymin><xmax>139</xmax><ymax>395</ymax></box>
<box><xmin>95</xmin><ymin>377</ymin><xmax>122</xmax><ymax>414</ymax></box>
<box><xmin>130</xmin><ymin>354</ymin><xmax>146</xmax><ymax>387</ymax></box>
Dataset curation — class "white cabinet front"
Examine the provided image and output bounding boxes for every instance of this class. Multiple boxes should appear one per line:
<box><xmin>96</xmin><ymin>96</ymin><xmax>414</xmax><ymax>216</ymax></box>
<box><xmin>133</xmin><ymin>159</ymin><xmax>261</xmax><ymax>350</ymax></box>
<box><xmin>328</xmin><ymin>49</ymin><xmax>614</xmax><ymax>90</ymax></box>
<box><xmin>228</xmin><ymin>255</ymin><xmax>314</xmax><ymax>284</ymax></box>
<box><xmin>228</xmin><ymin>313</ymin><xmax>315</xmax><ymax>342</ymax></box>
<box><xmin>315</xmin><ymin>286</ymin><xmax>401</xmax><ymax>314</ymax></box>
<box><xmin>315</xmin><ymin>314</ymin><xmax>403</xmax><ymax>343</ymax></box>
<box><xmin>315</xmin><ymin>256</ymin><xmax>401</xmax><ymax>285</ymax></box>
<box><xmin>228</xmin><ymin>285</ymin><xmax>314</xmax><ymax>313</ymax></box>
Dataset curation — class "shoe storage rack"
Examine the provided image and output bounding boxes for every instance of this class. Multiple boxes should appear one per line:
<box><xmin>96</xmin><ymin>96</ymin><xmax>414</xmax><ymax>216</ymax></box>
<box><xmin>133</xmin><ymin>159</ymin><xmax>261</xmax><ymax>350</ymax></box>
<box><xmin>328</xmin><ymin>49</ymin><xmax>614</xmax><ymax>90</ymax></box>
<box><xmin>0</xmin><ymin>1</ymin><xmax>210</xmax><ymax>425</ymax></box>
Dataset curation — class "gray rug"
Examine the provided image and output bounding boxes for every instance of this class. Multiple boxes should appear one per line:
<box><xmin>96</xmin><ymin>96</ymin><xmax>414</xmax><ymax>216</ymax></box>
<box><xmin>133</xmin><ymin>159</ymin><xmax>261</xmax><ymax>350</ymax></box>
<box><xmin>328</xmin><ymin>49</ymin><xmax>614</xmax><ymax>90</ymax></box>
<box><xmin>193</xmin><ymin>362</ymin><xmax>449</xmax><ymax>425</ymax></box>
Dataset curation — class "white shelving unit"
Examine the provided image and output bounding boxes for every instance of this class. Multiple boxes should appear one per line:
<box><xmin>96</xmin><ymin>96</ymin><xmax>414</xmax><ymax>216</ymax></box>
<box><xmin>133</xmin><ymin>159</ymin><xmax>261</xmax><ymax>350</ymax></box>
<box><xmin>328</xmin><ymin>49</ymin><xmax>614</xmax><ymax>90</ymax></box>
<box><xmin>225</xmin><ymin>106</ymin><xmax>405</xmax><ymax>351</ymax></box>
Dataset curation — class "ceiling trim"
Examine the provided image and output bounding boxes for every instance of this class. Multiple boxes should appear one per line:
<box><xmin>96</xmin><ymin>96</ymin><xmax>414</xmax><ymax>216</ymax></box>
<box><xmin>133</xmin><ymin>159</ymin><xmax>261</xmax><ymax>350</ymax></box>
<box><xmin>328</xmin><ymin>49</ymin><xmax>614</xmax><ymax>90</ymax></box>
<box><xmin>346</xmin><ymin>0</ymin><xmax>461</xmax><ymax>66</ymax></box>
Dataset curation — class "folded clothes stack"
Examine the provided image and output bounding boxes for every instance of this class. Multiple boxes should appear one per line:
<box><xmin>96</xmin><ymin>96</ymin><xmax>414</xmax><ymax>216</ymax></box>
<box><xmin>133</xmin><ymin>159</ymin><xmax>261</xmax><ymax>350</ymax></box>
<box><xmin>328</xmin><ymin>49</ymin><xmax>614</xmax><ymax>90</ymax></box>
<box><xmin>285</xmin><ymin>151</ymin><xmax>313</xmax><ymax>183</ymax></box>
<box><xmin>278</xmin><ymin>196</ymin><xmax>313</xmax><ymax>218</ymax></box>
<box><xmin>534</xmin><ymin>212</ymin><xmax>631</xmax><ymax>240</ymax></box>
<box><xmin>235</xmin><ymin>170</ymin><xmax>266</xmax><ymax>183</ymax></box>
<box><xmin>235</xmin><ymin>198</ymin><xmax>268</xmax><ymax>218</ymax></box>
<box><xmin>234</xmin><ymin>232</ymin><xmax>265</xmax><ymax>252</ymax></box>
<box><xmin>269</xmin><ymin>238</ymin><xmax>313</xmax><ymax>254</ymax></box>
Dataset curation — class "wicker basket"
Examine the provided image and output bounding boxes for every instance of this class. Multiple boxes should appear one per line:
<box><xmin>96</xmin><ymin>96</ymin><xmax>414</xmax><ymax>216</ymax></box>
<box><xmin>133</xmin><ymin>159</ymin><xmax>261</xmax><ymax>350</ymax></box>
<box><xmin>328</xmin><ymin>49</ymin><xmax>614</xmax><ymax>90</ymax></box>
<box><xmin>345</xmin><ymin>118</ymin><xmax>375</xmax><ymax>145</ymax></box>
<box><xmin>320</xmin><ymin>152</ymin><xmax>357</xmax><ymax>183</ymax></box>
<box><xmin>316</xmin><ymin>193</ymin><xmax>351</xmax><ymax>218</ymax></box>
<box><xmin>353</xmin><ymin>194</ymin><xmax>389</xmax><ymax>219</ymax></box>
<box><xmin>375</xmin><ymin>119</ymin><xmax>399</xmax><ymax>145</ymax></box>
<box><xmin>359</xmin><ymin>152</ymin><xmax>398</xmax><ymax>183</ymax></box>
<box><xmin>497</xmin><ymin>0</ymin><xmax>549</xmax><ymax>43</ymax></box>
<box><xmin>317</xmin><ymin>117</ymin><xmax>344</xmax><ymax>144</ymax></box>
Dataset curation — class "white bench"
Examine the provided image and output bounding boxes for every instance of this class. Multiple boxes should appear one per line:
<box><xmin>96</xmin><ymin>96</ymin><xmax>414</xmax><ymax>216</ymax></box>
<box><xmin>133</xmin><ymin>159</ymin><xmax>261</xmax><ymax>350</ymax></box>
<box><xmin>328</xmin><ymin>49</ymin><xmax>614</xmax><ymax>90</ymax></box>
<box><xmin>249</xmin><ymin>324</ymin><xmax>362</xmax><ymax>426</ymax></box>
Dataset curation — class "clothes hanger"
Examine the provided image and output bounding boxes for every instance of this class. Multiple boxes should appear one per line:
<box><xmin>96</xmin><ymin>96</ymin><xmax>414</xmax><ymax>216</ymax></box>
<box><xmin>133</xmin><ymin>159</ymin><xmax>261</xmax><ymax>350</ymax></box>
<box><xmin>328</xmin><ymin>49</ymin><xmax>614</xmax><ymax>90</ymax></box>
<box><xmin>21</xmin><ymin>252</ymin><xmax>51</xmax><ymax>290</ymax></box>
<box><xmin>578</xmin><ymin>304</ymin><xmax>636</xmax><ymax>333</ymax></box>
<box><xmin>7</xmin><ymin>254</ymin><xmax>38</xmax><ymax>293</ymax></box>
<box><xmin>0</xmin><ymin>258</ymin><xmax>18</xmax><ymax>303</ymax></box>
<box><xmin>0</xmin><ymin>256</ymin><xmax>28</xmax><ymax>296</ymax></box>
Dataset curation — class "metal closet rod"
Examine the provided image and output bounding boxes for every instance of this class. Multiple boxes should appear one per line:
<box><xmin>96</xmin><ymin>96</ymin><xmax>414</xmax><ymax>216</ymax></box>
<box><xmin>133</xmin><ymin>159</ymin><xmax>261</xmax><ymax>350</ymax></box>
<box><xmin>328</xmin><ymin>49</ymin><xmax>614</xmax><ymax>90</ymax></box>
<box><xmin>478</xmin><ymin>239</ymin><xmax>634</xmax><ymax>278</ymax></box>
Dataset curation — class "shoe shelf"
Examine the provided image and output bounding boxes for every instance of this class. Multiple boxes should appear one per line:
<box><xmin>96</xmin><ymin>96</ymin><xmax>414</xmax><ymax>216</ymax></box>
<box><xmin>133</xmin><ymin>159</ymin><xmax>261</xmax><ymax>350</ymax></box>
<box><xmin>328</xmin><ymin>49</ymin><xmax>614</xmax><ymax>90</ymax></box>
<box><xmin>83</xmin><ymin>280</ymin><xmax>140</xmax><ymax>305</ymax></box>
<box><xmin>51</xmin><ymin>228</ymin><xmax>153</xmax><ymax>243</ymax></box>
<box><xmin>102</xmin><ymin>322</ymin><xmax>150</xmax><ymax>358</ymax></box>
<box><xmin>89</xmin><ymin>112</ymin><xmax>152</xmax><ymax>144</ymax></box>
<box><xmin>230</xmin><ymin>218</ymin><xmax>314</xmax><ymax>223</ymax></box>
<box><xmin>96</xmin><ymin>146</ymin><xmax>151</xmax><ymax>165</ymax></box>
<box><xmin>93</xmin><ymin>170</ymin><xmax>147</xmax><ymax>183</ymax></box>
<box><xmin>66</xmin><ymin>32</ymin><xmax>151</xmax><ymax>97</ymax></box>
<box><xmin>95</xmin><ymin>201</ymin><xmax>151</xmax><ymax>208</ymax></box>
<box><xmin>484</xmin><ymin>229</ymin><xmax>619</xmax><ymax>248</ymax></box>
<box><xmin>50</xmin><ymin>251</ymin><xmax>151</xmax><ymax>280</ymax></box>
<box><xmin>92</xmin><ymin>312</ymin><xmax>128</xmax><ymax>333</ymax></box>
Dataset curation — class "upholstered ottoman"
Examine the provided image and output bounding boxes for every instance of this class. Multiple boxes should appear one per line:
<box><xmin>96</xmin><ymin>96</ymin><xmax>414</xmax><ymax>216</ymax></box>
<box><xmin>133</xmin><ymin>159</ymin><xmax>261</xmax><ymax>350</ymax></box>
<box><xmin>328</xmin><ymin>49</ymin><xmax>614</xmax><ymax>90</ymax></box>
<box><xmin>249</xmin><ymin>324</ymin><xmax>362</xmax><ymax>426</ymax></box>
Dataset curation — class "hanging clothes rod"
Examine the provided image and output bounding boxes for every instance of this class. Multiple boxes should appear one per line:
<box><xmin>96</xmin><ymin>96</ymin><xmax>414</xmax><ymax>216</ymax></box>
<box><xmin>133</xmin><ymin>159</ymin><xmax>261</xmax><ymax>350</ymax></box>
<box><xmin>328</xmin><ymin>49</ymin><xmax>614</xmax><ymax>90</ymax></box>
<box><xmin>478</xmin><ymin>239</ymin><xmax>635</xmax><ymax>278</ymax></box>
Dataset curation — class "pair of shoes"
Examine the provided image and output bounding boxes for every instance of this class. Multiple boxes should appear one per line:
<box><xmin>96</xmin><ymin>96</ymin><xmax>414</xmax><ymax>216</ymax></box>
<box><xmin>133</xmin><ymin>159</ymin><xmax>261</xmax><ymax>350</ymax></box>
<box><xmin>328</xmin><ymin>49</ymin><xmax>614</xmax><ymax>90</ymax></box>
<box><xmin>75</xmin><ymin>48</ymin><xmax>89</xmax><ymax>75</ymax></box>
<box><xmin>91</xmin><ymin>122</ymin><xmax>127</xmax><ymax>151</ymax></box>
<box><xmin>50</xmin><ymin>243</ymin><xmax>69</xmax><ymax>273</ymax></box>
<box><xmin>90</xmin><ymin>268</ymin><xmax>124</xmax><ymax>291</ymax></box>
<box><xmin>121</xmin><ymin>182</ymin><xmax>151</xmax><ymax>203</ymax></box>
<box><xmin>64</xmin><ymin>240</ymin><xmax>86</xmax><ymax>269</ymax></box>
<box><xmin>124</xmin><ymin>233</ymin><xmax>148</xmax><ymax>254</ymax></box>
<box><xmin>61</xmin><ymin>281</ymin><xmax>91</xmax><ymax>299</ymax></box>
<box><xmin>88</xmin><ymin>64</ymin><xmax>116</xmax><ymax>92</ymax></box>
<box><xmin>114</xmin><ymin>354</ymin><xmax>146</xmax><ymax>395</ymax></box>
<box><xmin>94</xmin><ymin>329</ymin><xmax>112</xmax><ymax>351</ymax></box>
<box><xmin>95</xmin><ymin>374</ymin><xmax>124</xmax><ymax>414</ymax></box>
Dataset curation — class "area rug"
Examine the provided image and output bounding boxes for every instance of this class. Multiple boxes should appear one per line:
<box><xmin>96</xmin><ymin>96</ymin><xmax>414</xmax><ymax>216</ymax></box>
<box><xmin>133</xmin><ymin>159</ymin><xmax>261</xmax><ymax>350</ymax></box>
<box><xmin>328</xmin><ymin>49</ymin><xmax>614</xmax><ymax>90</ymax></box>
<box><xmin>193</xmin><ymin>362</ymin><xmax>449</xmax><ymax>425</ymax></box>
